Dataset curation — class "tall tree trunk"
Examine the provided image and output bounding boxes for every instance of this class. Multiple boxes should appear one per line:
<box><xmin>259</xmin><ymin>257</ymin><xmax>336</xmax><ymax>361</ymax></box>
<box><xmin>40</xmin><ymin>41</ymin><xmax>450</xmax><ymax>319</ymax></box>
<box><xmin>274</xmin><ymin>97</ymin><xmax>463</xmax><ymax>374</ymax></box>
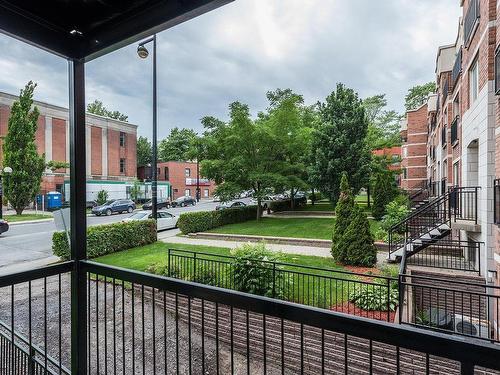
<box><xmin>290</xmin><ymin>188</ymin><xmax>295</xmax><ymax>210</ymax></box>
<box><xmin>311</xmin><ymin>188</ymin><xmax>316</xmax><ymax>206</ymax></box>
<box><xmin>257</xmin><ymin>198</ymin><xmax>262</xmax><ymax>221</ymax></box>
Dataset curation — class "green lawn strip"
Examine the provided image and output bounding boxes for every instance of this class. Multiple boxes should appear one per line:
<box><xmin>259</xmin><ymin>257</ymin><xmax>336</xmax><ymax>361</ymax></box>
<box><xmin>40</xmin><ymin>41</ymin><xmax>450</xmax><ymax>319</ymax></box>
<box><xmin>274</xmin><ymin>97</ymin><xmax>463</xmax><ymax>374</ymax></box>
<box><xmin>296</xmin><ymin>202</ymin><xmax>334</xmax><ymax>212</ymax></box>
<box><xmin>207</xmin><ymin>217</ymin><xmax>380</xmax><ymax>241</ymax></box>
<box><xmin>4</xmin><ymin>214</ymin><xmax>52</xmax><ymax>222</ymax></box>
<box><xmin>93</xmin><ymin>241</ymin><xmax>382</xmax><ymax>309</ymax></box>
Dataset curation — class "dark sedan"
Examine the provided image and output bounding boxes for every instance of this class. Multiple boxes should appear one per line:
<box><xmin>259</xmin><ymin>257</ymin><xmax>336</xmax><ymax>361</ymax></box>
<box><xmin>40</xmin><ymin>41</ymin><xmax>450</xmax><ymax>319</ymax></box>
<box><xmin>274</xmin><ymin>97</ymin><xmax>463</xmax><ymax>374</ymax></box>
<box><xmin>142</xmin><ymin>198</ymin><xmax>170</xmax><ymax>210</ymax></box>
<box><xmin>171</xmin><ymin>196</ymin><xmax>196</xmax><ymax>207</ymax></box>
<box><xmin>0</xmin><ymin>219</ymin><xmax>9</xmax><ymax>235</ymax></box>
<box><xmin>91</xmin><ymin>199</ymin><xmax>136</xmax><ymax>216</ymax></box>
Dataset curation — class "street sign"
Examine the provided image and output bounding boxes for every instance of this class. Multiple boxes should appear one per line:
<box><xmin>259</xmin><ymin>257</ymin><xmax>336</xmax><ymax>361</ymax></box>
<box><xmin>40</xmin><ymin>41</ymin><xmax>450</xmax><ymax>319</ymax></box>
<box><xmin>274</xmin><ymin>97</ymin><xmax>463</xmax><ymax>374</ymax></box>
<box><xmin>54</xmin><ymin>207</ymin><xmax>70</xmax><ymax>231</ymax></box>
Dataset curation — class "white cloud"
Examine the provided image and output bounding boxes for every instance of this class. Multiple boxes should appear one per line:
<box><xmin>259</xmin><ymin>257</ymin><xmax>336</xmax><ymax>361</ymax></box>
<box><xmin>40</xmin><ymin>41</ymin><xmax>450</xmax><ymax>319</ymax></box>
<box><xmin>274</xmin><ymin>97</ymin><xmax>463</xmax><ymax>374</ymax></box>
<box><xmin>0</xmin><ymin>0</ymin><xmax>462</xmax><ymax>138</ymax></box>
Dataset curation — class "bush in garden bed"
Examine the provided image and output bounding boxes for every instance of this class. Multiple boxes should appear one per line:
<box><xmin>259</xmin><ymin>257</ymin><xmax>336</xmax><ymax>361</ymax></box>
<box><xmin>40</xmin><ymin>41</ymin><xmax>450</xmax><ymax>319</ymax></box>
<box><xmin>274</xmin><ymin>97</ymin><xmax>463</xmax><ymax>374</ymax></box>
<box><xmin>52</xmin><ymin>219</ymin><xmax>157</xmax><ymax>260</ymax></box>
<box><xmin>177</xmin><ymin>205</ymin><xmax>258</xmax><ymax>234</ymax></box>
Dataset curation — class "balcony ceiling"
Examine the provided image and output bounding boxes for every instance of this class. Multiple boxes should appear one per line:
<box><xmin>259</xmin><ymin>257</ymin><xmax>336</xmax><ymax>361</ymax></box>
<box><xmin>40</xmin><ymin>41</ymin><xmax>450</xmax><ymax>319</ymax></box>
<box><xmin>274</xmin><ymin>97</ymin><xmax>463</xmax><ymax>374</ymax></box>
<box><xmin>0</xmin><ymin>0</ymin><xmax>233</xmax><ymax>61</ymax></box>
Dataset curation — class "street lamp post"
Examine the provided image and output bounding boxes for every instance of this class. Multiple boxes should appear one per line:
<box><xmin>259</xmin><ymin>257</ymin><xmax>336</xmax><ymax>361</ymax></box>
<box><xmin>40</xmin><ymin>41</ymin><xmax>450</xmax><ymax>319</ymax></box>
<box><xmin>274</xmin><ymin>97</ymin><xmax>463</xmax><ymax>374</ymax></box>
<box><xmin>0</xmin><ymin>166</ymin><xmax>13</xmax><ymax>219</ymax></box>
<box><xmin>137</xmin><ymin>35</ymin><xmax>158</xmax><ymax>221</ymax></box>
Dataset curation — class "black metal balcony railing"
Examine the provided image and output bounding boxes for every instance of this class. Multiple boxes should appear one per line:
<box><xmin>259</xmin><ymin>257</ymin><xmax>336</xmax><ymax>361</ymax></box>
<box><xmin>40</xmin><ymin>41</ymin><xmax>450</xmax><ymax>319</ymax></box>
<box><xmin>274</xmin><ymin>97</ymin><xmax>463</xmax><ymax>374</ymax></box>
<box><xmin>495</xmin><ymin>178</ymin><xmax>500</xmax><ymax>224</ymax></box>
<box><xmin>406</xmin><ymin>239</ymin><xmax>481</xmax><ymax>274</ymax></box>
<box><xmin>430</xmin><ymin>115</ymin><xmax>437</xmax><ymax>131</ymax></box>
<box><xmin>451</xmin><ymin>116</ymin><xmax>459</xmax><ymax>144</ymax></box>
<box><xmin>441</xmin><ymin>178</ymin><xmax>447</xmax><ymax>195</ymax></box>
<box><xmin>167</xmin><ymin>249</ymin><xmax>396</xmax><ymax>321</ymax></box>
<box><xmin>1</xmin><ymin>259</ymin><xmax>500</xmax><ymax>374</ymax></box>
<box><xmin>449</xmin><ymin>186</ymin><xmax>479</xmax><ymax>224</ymax></box>
<box><xmin>399</xmin><ymin>274</ymin><xmax>500</xmax><ymax>343</ymax></box>
<box><xmin>464</xmin><ymin>0</ymin><xmax>480</xmax><ymax>44</ymax></box>
<box><xmin>443</xmin><ymin>78</ymin><xmax>449</xmax><ymax>102</ymax></box>
<box><xmin>441</xmin><ymin>125</ymin><xmax>447</xmax><ymax>147</ymax></box>
<box><xmin>452</xmin><ymin>49</ymin><xmax>462</xmax><ymax>89</ymax></box>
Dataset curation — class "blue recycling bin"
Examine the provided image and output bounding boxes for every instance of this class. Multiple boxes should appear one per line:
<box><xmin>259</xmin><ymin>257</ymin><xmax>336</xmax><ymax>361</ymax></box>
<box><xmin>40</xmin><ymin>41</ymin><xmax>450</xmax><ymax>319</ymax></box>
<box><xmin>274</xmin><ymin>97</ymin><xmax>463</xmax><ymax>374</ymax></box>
<box><xmin>47</xmin><ymin>191</ymin><xmax>62</xmax><ymax>210</ymax></box>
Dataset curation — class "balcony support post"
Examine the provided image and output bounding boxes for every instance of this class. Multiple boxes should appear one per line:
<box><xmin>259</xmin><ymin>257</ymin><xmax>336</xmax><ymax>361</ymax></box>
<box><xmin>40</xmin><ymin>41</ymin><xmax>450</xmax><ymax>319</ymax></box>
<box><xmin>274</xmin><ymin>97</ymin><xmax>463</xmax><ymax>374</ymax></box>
<box><xmin>69</xmin><ymin>58</ymin><xmax>88</xmax><ymax>374</ymax></box>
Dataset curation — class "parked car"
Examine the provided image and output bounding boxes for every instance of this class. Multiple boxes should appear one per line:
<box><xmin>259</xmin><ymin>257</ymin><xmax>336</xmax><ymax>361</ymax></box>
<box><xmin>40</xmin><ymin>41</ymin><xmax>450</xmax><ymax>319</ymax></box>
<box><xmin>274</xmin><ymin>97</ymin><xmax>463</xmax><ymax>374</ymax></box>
<box><xmin>215</xmin><ymin>201</ymin><xmax>247</xmax><ymax>211</ymax></box>
<box><xmin>0</xmin><ymin>219</ymin><xmax>9</xmax><ymax>235</ymax></box>
<box><xmin>171</xmin><ymin>196</ymin><xmax>196</xmax><ymax>207</ymax></box>
<box><xmin>123</xmin><ymin>210</ymin><xmax>178</xmax><ymax>231</ymax></box>
<box><xmin>261</xmin><ymin>196</ymin><xmax>275</xmax><ymax>210</ymax></box>
<box><xmin>92</xmin><ymin>199</ymin><xmax>136</xmax><ymax>216</ymax></box>
<box><xmin>142</xmin><ymin>197</ymin><xmax>170</xmax><ymax>210</ymax></box>
<box><xmin>86</xmin><ymin>200</ymin><xmax>98</xmax><ymax>209</ymax></box>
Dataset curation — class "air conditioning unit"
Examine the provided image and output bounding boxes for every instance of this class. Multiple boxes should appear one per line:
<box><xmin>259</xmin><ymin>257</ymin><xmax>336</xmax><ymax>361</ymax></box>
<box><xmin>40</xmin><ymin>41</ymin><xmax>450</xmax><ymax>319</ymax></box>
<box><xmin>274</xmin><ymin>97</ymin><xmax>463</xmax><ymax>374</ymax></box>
<box><xmin>453</xmin><ymin>314</ymin><xmax>490</xmax><ymax>339</ymax></box>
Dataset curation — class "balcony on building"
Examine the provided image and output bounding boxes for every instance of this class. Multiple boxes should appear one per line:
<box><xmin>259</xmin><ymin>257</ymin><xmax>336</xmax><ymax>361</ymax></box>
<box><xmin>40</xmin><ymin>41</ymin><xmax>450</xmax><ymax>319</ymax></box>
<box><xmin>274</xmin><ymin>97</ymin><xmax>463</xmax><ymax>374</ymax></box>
<box><xmin>464</xmin><ymin>0</ymin><xmax>480</xmax><ymax>45</ymax></box>
<box><xmin>451</xmin><ymin>116</ymin><xmax>459</xmax><ymax>145</ymax></box>
<box><xmin>451</xmin><ymin>48</ymin><xmax>462</xmax><ymax>90</ymax></box>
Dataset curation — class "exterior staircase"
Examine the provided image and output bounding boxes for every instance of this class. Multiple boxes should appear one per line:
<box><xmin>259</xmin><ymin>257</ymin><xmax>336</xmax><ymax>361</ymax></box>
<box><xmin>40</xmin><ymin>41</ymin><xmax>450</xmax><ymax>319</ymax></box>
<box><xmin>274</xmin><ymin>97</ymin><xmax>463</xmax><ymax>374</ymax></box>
<box><xmin>388</xmin><ymin>186</ymin><xmax>479</xmax><ymax>263</ymax></box>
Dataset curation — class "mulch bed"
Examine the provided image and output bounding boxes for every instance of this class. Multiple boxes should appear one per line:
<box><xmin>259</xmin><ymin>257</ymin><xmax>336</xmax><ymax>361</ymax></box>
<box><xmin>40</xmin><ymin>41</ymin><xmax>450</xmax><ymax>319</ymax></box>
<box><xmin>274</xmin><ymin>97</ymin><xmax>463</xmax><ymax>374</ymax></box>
<box><xmin>330</xmin><ymin>302</ymin><xmax>396</xmax><ymax>322</ymax></box>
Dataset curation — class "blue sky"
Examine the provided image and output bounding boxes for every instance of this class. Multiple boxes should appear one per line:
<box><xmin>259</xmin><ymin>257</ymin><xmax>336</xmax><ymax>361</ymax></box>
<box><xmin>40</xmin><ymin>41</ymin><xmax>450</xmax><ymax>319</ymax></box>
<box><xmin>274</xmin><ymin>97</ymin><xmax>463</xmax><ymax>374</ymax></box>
<box><xmin>0</xmin><ymin>0</ymin><xmax>461</xmax><ymax>139</ymax></box>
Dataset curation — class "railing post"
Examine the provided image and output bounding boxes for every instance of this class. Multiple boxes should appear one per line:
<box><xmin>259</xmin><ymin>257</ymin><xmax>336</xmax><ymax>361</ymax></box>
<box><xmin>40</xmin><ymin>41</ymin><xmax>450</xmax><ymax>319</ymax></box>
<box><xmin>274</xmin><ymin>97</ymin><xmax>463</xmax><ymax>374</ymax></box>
<box><xmin>475</xmin><ymin>187</ymin><xmax>478</xmax><ymax>224</ymax></box>
<box><xmin>28</xmin><ymin>346</ymin><xmax>35</xmax><ymax>375</ymax></box>
<box><xmin>167</xmin><ymin>248</ymin><xmax>171</xmax><ymax>277</ymax></box>
<box><xmin>272</xmin><ymin>262</ymin><xmax>276</xmax><ymax>298</ymax></box>
<box><xmin>386</xmin><ymin>278</ymin><xmax>391</xmax><ymax>322</ymax></box>
<box><xmin>193</xmin><ymin>252</ymin><xmax>197</xmax><ymax>282</ymax></box>
<box><xmin>398</xmin><ymin>274</ymin><xmax>404</xmax><ymax>324</ymax></box>
<box><xmin>69</xmin><ymin>58</ymin><xmax>87</xmax><ymax>375</ymax></box>
<box><xmin>461</xmin><ymin>362</ymin><xmax>474</xmax><ymax>375</ymax></box>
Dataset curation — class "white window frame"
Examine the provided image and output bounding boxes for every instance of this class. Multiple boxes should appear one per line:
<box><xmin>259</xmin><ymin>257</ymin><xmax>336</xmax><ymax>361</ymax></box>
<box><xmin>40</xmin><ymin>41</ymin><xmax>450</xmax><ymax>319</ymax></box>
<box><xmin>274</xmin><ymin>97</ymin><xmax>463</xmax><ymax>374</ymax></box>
<box><xmin>469</xmin><ymin>58</ymin><xmax>479</xmax><ymax>104</ymax></box>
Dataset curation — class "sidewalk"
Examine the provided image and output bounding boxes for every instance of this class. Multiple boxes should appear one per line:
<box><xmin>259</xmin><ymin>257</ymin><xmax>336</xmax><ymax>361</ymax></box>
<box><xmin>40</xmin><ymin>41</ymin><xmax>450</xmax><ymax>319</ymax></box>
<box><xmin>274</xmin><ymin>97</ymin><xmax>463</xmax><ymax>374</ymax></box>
<box><xmin>0</xmin><ymin>255</ymin><xmax>60</xmax><ymax>276</ymax></box>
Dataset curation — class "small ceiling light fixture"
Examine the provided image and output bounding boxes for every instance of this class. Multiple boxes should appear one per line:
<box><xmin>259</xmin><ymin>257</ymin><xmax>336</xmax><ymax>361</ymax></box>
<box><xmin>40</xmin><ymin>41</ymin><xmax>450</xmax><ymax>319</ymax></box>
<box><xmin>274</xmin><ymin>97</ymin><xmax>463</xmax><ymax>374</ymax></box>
<box><xmin>70</xmin><ymin>29</ymin><xmax>83</xmax><ymax>36</ymax></box>
<box><xmin>137</xmin><ymin>44</ymin><xmax>149</xmax><ymax>59</ymax></box>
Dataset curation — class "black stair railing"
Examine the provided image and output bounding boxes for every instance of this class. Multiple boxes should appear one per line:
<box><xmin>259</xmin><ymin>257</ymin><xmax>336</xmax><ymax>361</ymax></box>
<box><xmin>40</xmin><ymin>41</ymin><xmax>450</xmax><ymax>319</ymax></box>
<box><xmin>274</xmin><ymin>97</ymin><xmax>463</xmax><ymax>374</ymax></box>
<box><xmin>449</xmin><ymin>186</ymin><xmax>479</xmax><ymax>224</ymax></box>
<box><xmin>388</xmin><ymin>192</ymin><xmax>450</xmax><ymax>260</ymax></box>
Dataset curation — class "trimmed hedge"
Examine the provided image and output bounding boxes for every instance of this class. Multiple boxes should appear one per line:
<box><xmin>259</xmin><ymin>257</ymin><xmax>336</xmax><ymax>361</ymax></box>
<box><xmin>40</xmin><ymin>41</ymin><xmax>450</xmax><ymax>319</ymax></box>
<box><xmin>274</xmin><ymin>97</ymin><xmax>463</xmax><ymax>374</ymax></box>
<box><xmin>52</xmin><ymin>220</ymin><xmax>157</xmax><ymax>260</ymax></box>
<box><xmin>177</xmin><ymin>205</ymin><xmax>258</xmax><ymax>234</ymax></box>
<box><xmin>269</xmin><ymin>197</ymin><xmax>307</xmax><ymax>212</ymax></box>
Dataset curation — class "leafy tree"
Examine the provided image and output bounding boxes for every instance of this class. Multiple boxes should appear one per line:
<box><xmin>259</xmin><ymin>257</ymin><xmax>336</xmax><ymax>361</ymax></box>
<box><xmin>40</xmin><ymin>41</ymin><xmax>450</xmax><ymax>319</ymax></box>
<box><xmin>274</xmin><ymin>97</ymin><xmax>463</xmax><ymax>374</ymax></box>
<box><xmin>342</xmin><ymin>205</ymin><xmax>377</xmax><ymax>267</ymax></box>
<box><xmin>158</xmin><ymin>127</ymin><xmax>197</xmax><ymax>162</ymax></box>
<box><xmin>96</xmin><ymin>190</ymin><xmax>108</xmax><ymax>205</ymax></box>
<box><xmin>87</xmin><ymin>99</ymin><xmax>128</xmax><ymax>122</ymax></box>
<box><xmin>372</xmin><ymin>169</ymin><xmax>398</xmax><ymax>220</ymax></box>
<box><xmin>364</xmin><ymin>94</ymin><xmax>403</xmax><ymax>150</ymax></box>
<box><xmin>129</xmin><ymin>180</ymin><xmax>142</xmax><ymax>203</ymax></box>
<box><xmin>264</xmin><ymin>89</ymin><xmax>314</xmax><ymax>208</ymax></box>
<box><xmin>200</xmin><ymin>102</ymin><xmax>284</xmax><ymax>220</ymax></box>
<box><xmin>46</xmin><ymin>160</ymin><xmax>69</xmax><ymax>171</ymax></box>
<box><xmin>404</xmin><ymin>82</ymin><xmax>436</xmax><ymax>111</ymax></box>
<box><xmin>3</xmin><ymin>82</ymin><xmax>46</xmax><ymax>215</ymax></box>
<box><xmin>331</xmin><ymin>173</ymin><xmax>355</xmax><ymax>263</ymax></box>
<box><xmin>136</xmin><ymin>136</ymin><xmax>152</xmax><ymax>167</ymax></box>
<box><xmin>310</xmin><ymin>83</ymin><xmax>371</xmax><ymax>205</ymax></box>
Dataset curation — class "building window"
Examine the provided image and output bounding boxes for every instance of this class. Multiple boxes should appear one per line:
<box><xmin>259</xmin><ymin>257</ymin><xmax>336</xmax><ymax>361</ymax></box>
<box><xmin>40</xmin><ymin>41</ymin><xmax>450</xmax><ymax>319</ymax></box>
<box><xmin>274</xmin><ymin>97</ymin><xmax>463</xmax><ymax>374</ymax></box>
<box><xmin>185</xmin><ymin>189</ymin><xmax>191</xmax><ymax>197</ymax></box>
<box><xmin>119</xmin><ymin>132</ymin><xmax>126</xmax><ymax>147</ymax></box>
<box><xmin>469</xmin><ymin>58</ymin><xmax>479</xmax><ymax>105</ymax></box>
<box><xmin>403</xmin><ymin>168</ymin><xmax>407</xmax><ymax>179</ymax></box>
<box><xmin>495</xmin><ymin>179</ymin><xmax>500</xmax><ymax>224</ymax></box>
<box><xmin>185</xmin><ymin>168</ymin><xmax>191</xmax><ymax>177</ymax></box>
<box><xmin>204</xmin><ymin>188</ymin><xmax>209</xmax><ymax>198</ymax></box>
<box><xmin>164</xmin><ymin>167</ymin><xmax>169</xmax><ymax>180</ymax></box>
<box><xmin>120</xmin><ymin>158</ymin><xmax>126</xmax><ymax>174</ymax></box>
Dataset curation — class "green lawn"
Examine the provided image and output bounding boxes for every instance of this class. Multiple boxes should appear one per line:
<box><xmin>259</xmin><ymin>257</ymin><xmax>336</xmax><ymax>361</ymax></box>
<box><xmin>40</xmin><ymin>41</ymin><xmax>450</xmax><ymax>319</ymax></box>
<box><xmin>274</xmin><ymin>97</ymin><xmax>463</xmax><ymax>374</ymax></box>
<box><xmin>296</xmin><ymin>202</ymin><xmax>334</xmax><ymax>212</ymax></box>
<box><xmin>207</xmin><ymin>217</ymin><xmax>380</xmax><ymax>240</ymax></box>
<box><xmin>94</xmin><ymin>241</ymin><xmax>371</xmax><ymax>309</ymax></box>
<box><xmin>4</xmin><ymin>214</ymin><xmax>52</xmax><ymax>222</ymax></box>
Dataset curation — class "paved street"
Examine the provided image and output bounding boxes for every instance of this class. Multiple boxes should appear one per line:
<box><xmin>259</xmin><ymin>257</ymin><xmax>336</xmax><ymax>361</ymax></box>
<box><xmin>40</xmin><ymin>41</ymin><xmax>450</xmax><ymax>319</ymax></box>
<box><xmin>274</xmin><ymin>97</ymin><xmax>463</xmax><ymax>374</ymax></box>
<box><xmin>0</xmin><ymin>199</ymin><xmax>225</xmax><ymax>271</ymax></box>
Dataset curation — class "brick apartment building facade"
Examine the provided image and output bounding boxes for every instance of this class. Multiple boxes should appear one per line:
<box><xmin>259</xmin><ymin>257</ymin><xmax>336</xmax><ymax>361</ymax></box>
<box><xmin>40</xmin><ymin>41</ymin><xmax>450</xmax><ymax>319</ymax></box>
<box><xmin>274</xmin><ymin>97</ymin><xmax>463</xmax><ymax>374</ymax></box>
<box><xmin>138</xmin><ymin>161</ymin><xmax>216</xmax><ymax>200</ymax></box>
<box><xmin>401</xmin><ymin>0</ymin><xmax>500</xmax><ymax>321</ymax></box>
<box><xmin>400</xmin><ymin>103</ymin><xmax>429</xmax><ymax>193</ymax></box>
<box><xmin>0</xmin><ymin>91</ymin><xmax>138</xmax><ymax>196</ymax></box>
<box><xmin>372</xmin><ymin>146</ymin><xmax>402</xmax><ymax>186</ymax></box>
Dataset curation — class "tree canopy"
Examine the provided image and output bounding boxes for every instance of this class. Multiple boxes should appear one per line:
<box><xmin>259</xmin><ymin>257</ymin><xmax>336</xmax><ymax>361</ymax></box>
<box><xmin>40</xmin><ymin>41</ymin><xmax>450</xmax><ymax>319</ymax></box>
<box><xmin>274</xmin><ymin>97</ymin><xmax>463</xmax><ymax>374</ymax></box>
<box><xmin>3</xmin><ymin>82</ymin><xmax>46</xmax><ymax>215</ymax></box>
<box><xmin>363</xmin><ymin>94</ymin><xmax>403</xmax><ymax>150</ymax></box>
<box><xmin>136</xmin><ymin>136</ymin><xmax>152</xmax><ymax>167</ymax></box>
<box><xmin>404</xmin><ymin>82</ymin><xmax>436</xmax><ymax>111</ymax></box>
<box><xmin>158</xmin><ymin>127</ymin><xmax>197</xmax><ymax>162</ymax></box>
<box><xmin>309</xmin><ymin>83</ymin><xmax>371</xmax><ymax>205</ymax></box>
<box><xmin>87</xmin><ymin>99</ymin><xmax>128</xmax><ymax>122</ymax></box>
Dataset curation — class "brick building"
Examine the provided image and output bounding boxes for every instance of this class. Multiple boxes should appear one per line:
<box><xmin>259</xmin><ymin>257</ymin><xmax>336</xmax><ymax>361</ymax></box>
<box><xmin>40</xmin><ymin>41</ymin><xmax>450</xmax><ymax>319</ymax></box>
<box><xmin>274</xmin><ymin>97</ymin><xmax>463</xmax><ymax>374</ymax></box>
<box><xmin>138</xmin><ymin>161</ymin><xmax>216</xmax><ymax>200</ymax></box>
<box><xmin>0</xmin><ymin>91</ymin><xmax>138</xmax><ymax>196</ymax></box>
<box><xmin>372</xmin><ymin>146</ymin><xmax>402</xmax><ymax>186</ymax></box>
<box><xmin>400</xmin><ymin>103</ymin><xmax>429</xmax><ymax>193</ymax></box>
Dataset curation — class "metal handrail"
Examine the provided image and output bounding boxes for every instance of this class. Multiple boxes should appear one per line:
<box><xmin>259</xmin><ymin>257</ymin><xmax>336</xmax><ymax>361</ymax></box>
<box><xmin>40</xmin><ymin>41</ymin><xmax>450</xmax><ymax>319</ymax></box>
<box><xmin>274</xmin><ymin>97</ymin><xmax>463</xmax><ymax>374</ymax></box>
<box><xmin>81</xmin><ymin>260</ymin><xmax>500</xmax><ymax>373</ymax></box>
